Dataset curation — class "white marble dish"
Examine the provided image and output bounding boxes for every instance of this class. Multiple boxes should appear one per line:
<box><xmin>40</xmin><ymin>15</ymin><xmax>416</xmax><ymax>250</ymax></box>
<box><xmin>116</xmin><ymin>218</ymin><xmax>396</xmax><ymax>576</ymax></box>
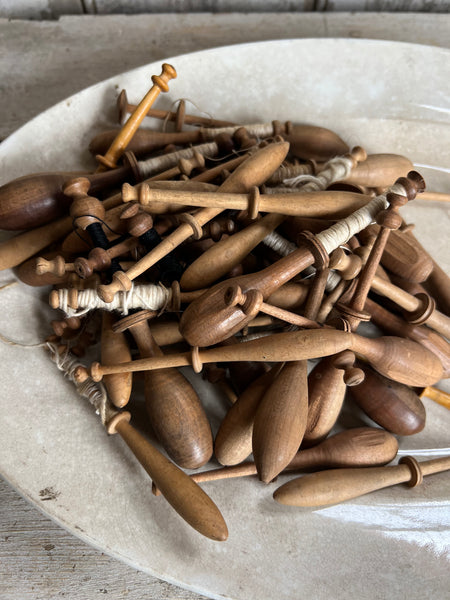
<box><xmin>0</xmin><ymin>39</ymin><xmax>449</xmax><ymax>600</ymax></box>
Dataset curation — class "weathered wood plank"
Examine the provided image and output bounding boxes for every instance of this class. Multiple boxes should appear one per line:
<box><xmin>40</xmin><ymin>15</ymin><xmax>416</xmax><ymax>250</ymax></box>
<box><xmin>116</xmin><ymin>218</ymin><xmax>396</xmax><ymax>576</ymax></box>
<box><xmin>0</xmin><ymin>477</ymin><xmax>206</xmax><ymax>599</ymax></box>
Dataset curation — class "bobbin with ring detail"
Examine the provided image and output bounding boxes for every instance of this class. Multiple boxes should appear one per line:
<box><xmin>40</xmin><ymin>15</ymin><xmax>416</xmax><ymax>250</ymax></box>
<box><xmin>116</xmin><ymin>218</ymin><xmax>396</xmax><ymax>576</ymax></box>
<box><xmin>297</xmin><ymin>230</ymin><xmax>330</xmax><ymax>270</ymax></box>
<box><xmin>404</xmin><ymin>292</ymin><xmax>436</xmax><ymax>325</ymax></box>
<box><xmin>247</xmin><ymin>186</ymin><xmax>261</xmax><ymax>220</ymax></box>
<box><xmin>191</xmin><ymin>346</ymin><xmax>203</xmax><ymax>374</ymax></box>
<box><xmin>399</xmin><ymin>456</ymin><xmax>424</xmax><ymax>487</ymax></box>
<box><xmin>177</xmin><ymin>212</ymin><xmax>204</xmax><ymax>240</ymax></box>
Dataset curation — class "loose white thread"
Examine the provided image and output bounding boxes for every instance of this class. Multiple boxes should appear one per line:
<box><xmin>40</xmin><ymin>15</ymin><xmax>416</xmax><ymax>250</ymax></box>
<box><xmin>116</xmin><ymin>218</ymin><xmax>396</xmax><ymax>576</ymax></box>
<box><xmin>397</xmin><ymin>448</ymin><xmax>450</xmax><ymax>457</ymax></box>
<box><xmin>46</xmin><ymin>341</ymin><xmax>111</xmax><ymax>426</ymax></box>
<box><xmin>198</xmin><ymin>122</ymin><xmax>273</xmax><ymax>141</ymax></box>
<box><xmin>54</xmin><ymin>283</ymin><xmax>171</xmax><ymax>318</ymax></box>
<box><xmin>283</xmin><ymin>155</ymin><xmax>355</xmax><ymax>190</ymax></box>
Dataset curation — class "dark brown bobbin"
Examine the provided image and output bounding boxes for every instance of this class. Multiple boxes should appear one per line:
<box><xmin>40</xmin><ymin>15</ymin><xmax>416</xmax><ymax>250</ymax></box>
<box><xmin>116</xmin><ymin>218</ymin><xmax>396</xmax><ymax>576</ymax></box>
<box><xmin>232</xmin><ymin>127</ymin><xmax>258</xmax><ymax>150</ymax></box>
<box><xmin>201</xmin><ymin>218</ymin><xmax>235</xmax><ymax>242</ymax></box>
<box><xmin>399</xmin><ymin>456</ymin><xmax>424</xmax><ymax>487</ymax></box>
<box><xmin>51</xmin><ymin>316</ymin><xmax>82</xmax><ymax>337</ymax></box>
<box><xmin>121</xmin><ymin>151</ymin><xmax>143</xmax><ymax>183</ymax></box>
<box><xmin>404</xmin><ymin>292</ymin><xmax>436</xmax><ymax>325</ymax></box>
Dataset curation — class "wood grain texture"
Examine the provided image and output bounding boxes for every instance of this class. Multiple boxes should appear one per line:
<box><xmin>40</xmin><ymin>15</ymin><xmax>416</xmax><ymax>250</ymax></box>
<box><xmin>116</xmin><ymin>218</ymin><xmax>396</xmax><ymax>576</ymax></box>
<box><xmin>0</xmin><ymin>477</ymin><xmax>206</xmax><ymax>600</ymax></box>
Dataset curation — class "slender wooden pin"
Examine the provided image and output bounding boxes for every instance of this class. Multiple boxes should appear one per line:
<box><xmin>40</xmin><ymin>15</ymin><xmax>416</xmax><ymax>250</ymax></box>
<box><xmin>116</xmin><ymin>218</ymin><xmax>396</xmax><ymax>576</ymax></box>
<box><xmin>95</xmin><ymin>63</ymin><xmax>177</xmax><ymax>172</ymax></box>
<box><xmin>77</xmin><ymin>328</ymin><xmax>443</xmax><ymax>388</ymax></box>
<box><xmin>273</xmin><ymin>455</ymin><xmax>450</xmax><ymax>508</ymax></box>
<box><xmin>154</xmin><ymin>427</ymin><xmax>399</xmax><ymax>493</ymax></box>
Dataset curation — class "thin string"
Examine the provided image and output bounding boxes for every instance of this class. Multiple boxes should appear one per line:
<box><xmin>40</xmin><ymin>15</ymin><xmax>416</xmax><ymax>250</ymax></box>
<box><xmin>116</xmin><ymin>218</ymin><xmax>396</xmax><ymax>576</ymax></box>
<box><xmin>46</xmin><ymin>341</ymin><xmax>111</xmax><ymax>426</ymax></box>
<box><xmin>162</xmin><ymin>98</ymin><xmax>220</xmax><ymax>131</ymax></box>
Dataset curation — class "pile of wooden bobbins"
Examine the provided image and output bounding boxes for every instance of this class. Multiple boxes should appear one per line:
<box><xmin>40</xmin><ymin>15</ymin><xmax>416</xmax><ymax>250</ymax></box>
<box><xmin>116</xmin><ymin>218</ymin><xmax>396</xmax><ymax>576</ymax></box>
<box><xmin>1</xmin><ymin>64</ymin><xmax>449</xmax><ymax>542</ymax></box>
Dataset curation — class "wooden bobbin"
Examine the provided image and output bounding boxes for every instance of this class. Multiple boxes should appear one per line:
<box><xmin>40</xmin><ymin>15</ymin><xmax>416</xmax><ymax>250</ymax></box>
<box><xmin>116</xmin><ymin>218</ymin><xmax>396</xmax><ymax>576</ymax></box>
<box><xmin>113</xmin><ymin>309</ymin><xmax>213</xmax><ymax>469</ymax></box>
<box><xmin>96</xmin><ymin>63</ymin><xmax>177</xmax><ymax>172</ymax></box>
<box><xmin>303</xmin><ymin>350</ymin><xmax>364</xmax><ymax>446</ymax></box>
<box><xmin>273</xmin><ymin>456</ymin><xmax>450</xmax><ymax>508</ymax></box>
<box><xmin>348</xmin><ymin>362</ymin><xmax>426</xmax><ymax>436</ymax></box>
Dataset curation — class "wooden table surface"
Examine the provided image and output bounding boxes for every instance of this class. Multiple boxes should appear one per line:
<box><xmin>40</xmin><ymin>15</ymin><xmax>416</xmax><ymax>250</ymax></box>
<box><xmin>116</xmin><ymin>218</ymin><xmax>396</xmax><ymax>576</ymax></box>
<box><xmin>1</xmin><ymin>12</ymin><xmax>449</xmax><ymax>600</ymax></box>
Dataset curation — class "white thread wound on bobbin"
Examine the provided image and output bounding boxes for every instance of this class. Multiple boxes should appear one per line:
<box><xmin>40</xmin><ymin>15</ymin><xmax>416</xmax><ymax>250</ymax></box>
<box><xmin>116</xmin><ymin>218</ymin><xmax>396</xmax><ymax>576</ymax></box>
<box><xmin>283</xmin><ymin>155</ymin><xmax>355</xmax><ymax>190</ymax></box>
<box><xmin>55</xmin><ymin>284</ymin><xmax>170</xmax><ymax>317</ymax></box>
<box><xmin>138</xmin><ymin>141</ymin><xmax>219</xmax><ymax>177</ymax></box>
<box><xmin>316</xmin><ymin>191</ymin><xmax>395</xmax><ymax>255</ymax></box>
<box><xmin>47</xmin><ymin>341</ymin><xmax>111</xmax><ymax>425</ymax></box>
<box><xmin>199</xmin><ymin>122</ymin><xmax>273</xmax><ymax>141</ymax></box>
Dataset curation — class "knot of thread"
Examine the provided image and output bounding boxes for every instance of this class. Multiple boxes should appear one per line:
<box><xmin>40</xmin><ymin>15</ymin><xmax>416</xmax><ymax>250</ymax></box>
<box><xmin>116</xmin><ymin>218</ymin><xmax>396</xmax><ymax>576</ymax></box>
<box><xmin>282</xmin><ymin>155</ymin><xmax>354</xmax><ymax>191</ymax></box>
<box><xmin>54</xmin><ymin>283</ymin><xmax>171</xmax><ymax>317</ymax></box>
<box><xmin>46</xmin><ymin>341</ymin><xmax>112</xmax><ymax>426</ymax></box>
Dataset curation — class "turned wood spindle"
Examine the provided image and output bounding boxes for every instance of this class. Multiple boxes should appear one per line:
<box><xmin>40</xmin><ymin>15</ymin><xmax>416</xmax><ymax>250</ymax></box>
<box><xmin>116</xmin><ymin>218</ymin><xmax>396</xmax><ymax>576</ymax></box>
<box><xmin>79</xmin><ymin>328</ymin><xmax>444</xmax><ymax>389</ymax></box>
<box><xmin>303</xmin><ymin>350</ymin><xmax>364</xmax><ymax>446</ymax></box>
<box><xmin>370</xmin><ymin>274</ymin><xmax>450</xmax><ymax>339</ymax></box>
<box><xmin>364</xmin><ymin>297</ymin><xmax>450</xmax><ymax>379</ymax></box>
<box><xmin>214</xmin><ymin>365</ymin><xmax>283</xmax><ymax>466</ymax></box>
<box><xmin>95</xmin><ymin>63</ymin><xmax>177</xmax><ymax>172</ymax></box>
<box><xmin>273</xmin><ymin>455</ymin><xmax>450</xmax><ymax>508</ymax></box>
<box><xmin>46</xmin><ymin>341</ymin><xmax>227</xmax><ymax>541</ymax></box>
<box><xmin>100</xmin><ymin>311</ymin><xmax>133</xmax><ymax>408</ymax></box>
